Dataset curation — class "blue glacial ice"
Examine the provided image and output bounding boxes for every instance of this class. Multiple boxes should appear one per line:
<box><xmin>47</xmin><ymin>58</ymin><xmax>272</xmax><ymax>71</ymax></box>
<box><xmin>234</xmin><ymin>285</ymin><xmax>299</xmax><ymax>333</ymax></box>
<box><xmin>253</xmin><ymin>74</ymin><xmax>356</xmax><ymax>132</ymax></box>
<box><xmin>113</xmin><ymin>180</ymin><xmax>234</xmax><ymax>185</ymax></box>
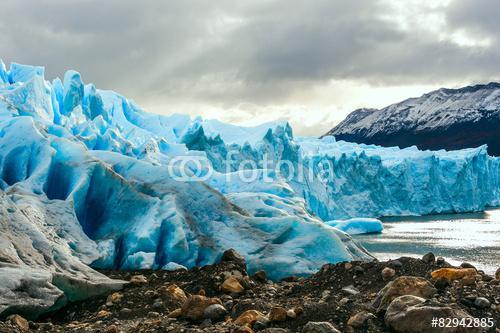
<box><xmin>325</xmin><ymin>218</ymin><xmax>384</xmax><ymax>235</ymax></box>
<box><xmin>0</xmin><ymin>61</ymin><xmax>499</xmax><ymax>316</ymax></box>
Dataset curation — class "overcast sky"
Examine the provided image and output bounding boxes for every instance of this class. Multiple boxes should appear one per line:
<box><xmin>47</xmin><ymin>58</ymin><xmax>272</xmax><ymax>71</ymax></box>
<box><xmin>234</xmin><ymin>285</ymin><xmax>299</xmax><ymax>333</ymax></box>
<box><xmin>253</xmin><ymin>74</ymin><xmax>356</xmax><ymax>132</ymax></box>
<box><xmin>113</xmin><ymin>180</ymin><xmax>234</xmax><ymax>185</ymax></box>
<box><xmin>1</xmin><ymin>0</ymin><xmax>499</xmax><ymax>135</ymax></box>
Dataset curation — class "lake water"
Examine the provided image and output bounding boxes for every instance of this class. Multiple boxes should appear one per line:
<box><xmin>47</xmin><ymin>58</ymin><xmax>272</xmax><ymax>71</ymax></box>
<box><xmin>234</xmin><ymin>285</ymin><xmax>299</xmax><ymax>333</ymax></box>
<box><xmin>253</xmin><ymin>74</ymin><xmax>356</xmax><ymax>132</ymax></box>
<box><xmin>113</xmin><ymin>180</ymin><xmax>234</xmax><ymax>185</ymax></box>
<box><xmin>352</xmin><ymin>208</ymin><xmax>500</xmax><ymax>274</ymax></box>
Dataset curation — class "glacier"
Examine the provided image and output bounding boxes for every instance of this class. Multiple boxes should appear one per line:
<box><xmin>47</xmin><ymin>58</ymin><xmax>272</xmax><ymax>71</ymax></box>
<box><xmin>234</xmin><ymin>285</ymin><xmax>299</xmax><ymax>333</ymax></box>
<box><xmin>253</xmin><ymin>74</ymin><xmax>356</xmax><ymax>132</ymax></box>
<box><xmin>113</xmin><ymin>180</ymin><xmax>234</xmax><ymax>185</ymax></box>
<box><xmin>0</xmin><ymin>61</ymin><xmax>499</xmax><ymax>318</ymax></box>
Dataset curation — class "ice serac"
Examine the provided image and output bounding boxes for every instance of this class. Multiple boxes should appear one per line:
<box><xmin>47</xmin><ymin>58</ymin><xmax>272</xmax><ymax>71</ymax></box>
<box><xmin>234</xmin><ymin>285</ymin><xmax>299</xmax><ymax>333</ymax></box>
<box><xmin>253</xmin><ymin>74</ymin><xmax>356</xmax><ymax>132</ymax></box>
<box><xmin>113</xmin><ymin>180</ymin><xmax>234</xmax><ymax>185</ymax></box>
<box><xmin>0</xmin><ymin>60</ymin><xmax>8</xmax><ymax>84</ymax></box>
<box><xmin>0</xmin><ymin>61</ymin><xmax>499</xmax><ymax>317</ymax></box>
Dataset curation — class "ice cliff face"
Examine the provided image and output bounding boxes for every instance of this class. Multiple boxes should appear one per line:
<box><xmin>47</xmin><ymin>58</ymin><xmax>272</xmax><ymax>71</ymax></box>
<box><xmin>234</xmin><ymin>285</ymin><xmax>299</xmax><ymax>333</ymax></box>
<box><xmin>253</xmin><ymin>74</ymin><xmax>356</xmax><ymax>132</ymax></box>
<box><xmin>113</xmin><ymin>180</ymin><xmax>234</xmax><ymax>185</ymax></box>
<box><xmin>0</xmin><ymin>61</ymin><xmax>499</xmax><ymax>317</ymax></box>
<box><xmin>325</xmin><ymin>83</ymin><xmax>500</xmax><ymax>156</ymax></box>
<box><xmin>197</xmin><ymin>132</ymin><xmax>499</xmax><ymax>220</ymax></box>
<box><xmin>294</xmin><ymin>137</ymin><xmax>499</xmax><ymax>220</ymax></box>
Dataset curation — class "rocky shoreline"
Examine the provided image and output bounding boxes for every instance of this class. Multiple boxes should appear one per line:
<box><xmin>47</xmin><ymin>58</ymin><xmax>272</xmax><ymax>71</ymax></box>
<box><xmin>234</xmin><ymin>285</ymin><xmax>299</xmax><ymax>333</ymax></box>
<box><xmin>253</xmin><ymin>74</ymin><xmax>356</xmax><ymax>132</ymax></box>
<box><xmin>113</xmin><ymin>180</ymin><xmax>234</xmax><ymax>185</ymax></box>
<box><xmin>1</xmin><ymin>250</ymin><xmax>498</xmax><ymax>333</ymax></box>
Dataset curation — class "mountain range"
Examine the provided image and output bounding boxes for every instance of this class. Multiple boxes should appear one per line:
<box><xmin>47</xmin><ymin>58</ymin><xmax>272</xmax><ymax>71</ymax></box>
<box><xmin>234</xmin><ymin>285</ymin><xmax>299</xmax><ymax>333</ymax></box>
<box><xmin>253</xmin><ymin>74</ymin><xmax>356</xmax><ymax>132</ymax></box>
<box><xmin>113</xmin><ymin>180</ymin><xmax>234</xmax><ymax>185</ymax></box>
<box><xmin>325</xmin><ymin>82</ymin><xmax>500</xmax><ymax>156</ymax></box>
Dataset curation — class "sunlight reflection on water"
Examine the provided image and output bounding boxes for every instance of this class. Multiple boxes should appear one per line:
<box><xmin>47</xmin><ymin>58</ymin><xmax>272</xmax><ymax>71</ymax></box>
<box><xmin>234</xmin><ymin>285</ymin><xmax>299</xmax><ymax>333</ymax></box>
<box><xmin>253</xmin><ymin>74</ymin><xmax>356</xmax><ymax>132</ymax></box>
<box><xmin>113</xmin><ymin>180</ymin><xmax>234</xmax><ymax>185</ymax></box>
<box><xmin>352</xmin><ymin>209</ymin><xmax>500</xmax><ymax>274</ymax></box>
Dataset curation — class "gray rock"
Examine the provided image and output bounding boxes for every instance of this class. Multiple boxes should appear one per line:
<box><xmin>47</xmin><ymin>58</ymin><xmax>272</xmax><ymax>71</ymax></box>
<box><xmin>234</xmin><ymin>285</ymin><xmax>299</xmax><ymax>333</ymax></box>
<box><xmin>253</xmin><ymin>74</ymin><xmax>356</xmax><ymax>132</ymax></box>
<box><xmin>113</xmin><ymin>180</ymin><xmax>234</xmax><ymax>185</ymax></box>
<box><xmin>220</xmin><ymin>249</ymin><xmax>246</xmax><ymax>270</ymax></box>
<box><xmin>473</xmin><ymin>297</ymin><xmax>490</xmax><ymax>309</ymax></box>
<box><xmin>385</xmin><ymin>295</ymin><xmax>481</xmax><ymax>333</ymax></box>
<box><xmin>459</xmin><ymin>262</ymin><xmax>475</xmax><ymax>269</ymax></box>
<box><xmin>382</xmin><ymin>267</ymin><xmax>396</xmax><ymax>280</ymax></box>
<box><xmin>436</xmin><ymin>256</ymin><xmax>446</xmax><ymax>266</ymax></box>
<box><xmin>6</xmin><ymin>314</ymin><xmax>29</xmax><ymax>331</ymax></box>
<box><xmin>119</xmin><ymin>308</ymin><xmax>132</xmax><ymax>316</ymax></box>
<box><xmin>481</xmin><ymin>274</ymin><xmax>493</xmax><ymax>282</ymax></box>
<box><xmin>203</xmin><ymin>304</ymin><xmax>228</xmax><ymax>322</ymax></box>
<box><xmin>152</xmin><ymin>300</ymin><xmax>163</xmax><ymax>309</ymax></box>
<box><xmin>372</xmin><ymin>276</ymin><xmax>437</xmax><ymax>313</ymax></box>
<box><xmin>353</xmin><ymin>266</ymin><xmax>365</xmax><ymax>274</ymax></box>
<box><xmin>433</xmin><ymin>277</ymin><xmax>450</xmax><ymax>290</ymax></box>
<box><xmin>147</xmin><ymin>311</ymin><xmax>160</xmax><ymax>318</ymax></box>
<box><xmin>200</xmin><ymin>319</ymin><xmax>212</xmax><ymax>328</ymax></box>
<box><xmin>253</xmin><ymin>270</ymin><xmax>267</xmax><ymax>282</ymax></box>
<box><xmin>254</xmin><ymin>319</ymin><xmax>270</xmax><ymax>330</ymax></box>
<box><xmin>422</xmin><ymin>252</ymin><xmax>435</xmax><ymax>264</ymax></box>
<box><xmin>223</xmin><ymin>300</ymin><xmax>233</xmax><ymax>311</ymax></box>
<box><xmin>341</xmin><ymin>285</ymin><xmax>360</xmax><ymax>296</ymax></box>
<box><xmin>38</xmin><ymin>322</ymin><xmax>54</xmax><ymax>330</ymax></box>
<box><xmin>389</xmin><ymin>260</ymin><xmax>403</xmax><ymax>269</ymax></box>
<box><xmin>302</xmin><ymin>321</ymin><xmax>341</xmax><ymax>333</ymax></box>
<box><xmin>347</xmin><ymin>311</ymin><xmax>376</xmax><ymax>328</ymax></box>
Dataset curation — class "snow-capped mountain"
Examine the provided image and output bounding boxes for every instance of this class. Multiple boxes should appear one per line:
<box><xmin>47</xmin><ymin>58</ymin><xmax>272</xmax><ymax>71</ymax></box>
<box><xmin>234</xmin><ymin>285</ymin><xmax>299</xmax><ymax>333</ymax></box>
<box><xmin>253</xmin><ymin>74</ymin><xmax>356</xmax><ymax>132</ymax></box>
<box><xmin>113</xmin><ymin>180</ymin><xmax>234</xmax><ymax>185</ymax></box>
<box><xmin>0</xmin><ymin>61</ymin><xmax>499</xmax><ymax>318</ymax></box>
<box><xmin>325</xmin><ymin>83</ymin><xmax>500</xmax><ymax>155</ymax></box>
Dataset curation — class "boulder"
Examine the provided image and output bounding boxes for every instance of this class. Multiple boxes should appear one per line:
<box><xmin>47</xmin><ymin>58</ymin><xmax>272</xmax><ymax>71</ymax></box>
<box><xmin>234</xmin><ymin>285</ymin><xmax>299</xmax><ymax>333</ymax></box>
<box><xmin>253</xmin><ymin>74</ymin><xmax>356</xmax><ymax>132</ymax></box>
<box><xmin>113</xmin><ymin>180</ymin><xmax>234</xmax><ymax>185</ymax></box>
<box><xmin>381</xmin><ymin>267</ymin><xmax>396</xmax><ymax>280</ymax></box>
<box><xmin>353</xmin><ymin>266</ymin><xmax>365</xmax><ymax>275</ymax></box>
<box><xmin>372</xmin><ymin>276</ymin><xmax>437</xmax><ymax>312</ymax></box>
<box><xmin>347</xmin><ymin>311</ymin><xmax>376</xmax><ymax>329</ymax></box>
<box><xmin>96</xmin><ymin>310</ymin><xmax>111</xmax><ymax>318</ymax></box>
<box><xmin>473</xmin><ymin>297</ymin><xmax>490</xmax><ymax>309</ymax></box>
<box><xmin>433</xmin><ymin>277</ymin><xmax>450</xmax><ymax>290</ymax></box>
<box><xmin>385</xmin><ymin>295</ymin><xmax>481</xmax><ymax>333</ymax></box>
<box><xmin>240</xmin><ymin>276</ymin><xmax>256</xmax><ymax>289</ymax></box>
<box><xmin>341</xmin><ymin>285</ymin><xmax>360</xmax><ymax>296</ymax></box>
<box><xmin>422</xmin><ymin>252</ymin><xmax>435</xmax><ymax>264</ymax></box>
<box><xmin>253</xmin><ymin>270</ymin><xmax>267</xmax><ymax>282</ymax></box>
<box><xmin>7</xmin><ymin>314</ymin><xmax>29</xmax><ymax>331</ymax></box>
<box><xmin>430</xmin><ymin>268</ymin><xmax>476</xmax><ymax>282</ymax></box>
<box><xmin>221</xmin><ymin>249</ymin><xmax>247</xmax><ymax>270</ymax></box>
<box><xmin>301</xmin><ymin>321</ymin><xmax>341</xmax><ymax>333</ymax></box>
<box><xmin>203</xmin><ymin>304</ymin><xmax>228</xmax><ymax>321</ymax></box>
<box><xmin>119</xmin><ymin>308</ymin><xmax>132</xmax><ymax>316</ymax></box>
<box><xmin>234</xmin><ymin>309</ymin><xmax>267</xmax><ymax>327</ymax></box>
<box><xmin>222</xmin><ymin>276</ymin><xmax>245</xmax><ymax>294</ymax></box>
<box><xmin>161</xmin><ymin>284</ymin><xmax>188</xmax><ymax>303</ymax></box>
<box><xmin>167</xmin><ymin>308</ymin><xmax>182</xmax><ymax>318</ymax></box>
<box><xmin>458</xmin><ymin>275</ymin><xmax>476</xmax><ymax>287</ymax></box>
<box><xmin>253</xmin><ymin>319</ymin><xmax>270</xmax><ymax>331</ymax></box>
<box><xmin>129</xmin><ymin>275</ymin><xmax>147</xmax><ymax>284</ymax></box>
<box><xmin>436</xmin><ymin>256</ymin><xmax>446</xmax><ymax>266</ymax></box>
<box><xmin>286</xmin><ymin>309</ymin><xmax>297</xmax><ymax>318</ymax></box>
<box><xmin>180</xmin><ymin>295</ymin><xmax>222</xmax><ymax>321</ymax></box>
<box><xmin>106</xmin><ymin>292</ymin><xmax>123</xmax><ymax>305</ymax></box>
<box><xmin>147</xmin><ymin>311</ymin><xmax>160</xmax><ymax>318</ymax></box>
<box><xmin>459</xmin><ymin>263</ymin><xmax>475</xmax><ymax>269</ymax></box>
<box><xmin>268</xmin><ymin>306</ymin><xmax>287</xmax><ymax>322</ymax></box>
<box><xmin>103</xmin><ymin>325</ymin><xmax>119</xmax><ymax>333</ymax></box>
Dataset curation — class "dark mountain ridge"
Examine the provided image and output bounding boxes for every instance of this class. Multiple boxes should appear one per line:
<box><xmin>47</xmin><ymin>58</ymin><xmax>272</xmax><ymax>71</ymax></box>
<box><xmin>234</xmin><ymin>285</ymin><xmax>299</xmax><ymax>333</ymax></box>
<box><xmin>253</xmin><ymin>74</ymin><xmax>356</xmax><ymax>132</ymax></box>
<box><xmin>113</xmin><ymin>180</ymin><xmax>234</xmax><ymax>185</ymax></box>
<box><xmin>325</xmin><ymin>82</ymin><xmax>500</xmax><ymax>155</ymax></box>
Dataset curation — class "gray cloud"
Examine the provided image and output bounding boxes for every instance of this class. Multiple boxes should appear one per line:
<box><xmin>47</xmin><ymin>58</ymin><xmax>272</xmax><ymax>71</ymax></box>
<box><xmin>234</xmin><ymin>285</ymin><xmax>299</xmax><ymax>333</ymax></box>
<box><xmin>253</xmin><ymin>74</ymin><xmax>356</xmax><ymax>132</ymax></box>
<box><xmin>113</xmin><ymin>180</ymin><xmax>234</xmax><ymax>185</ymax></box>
<box><xmin>447</xmin><ymin>0</ymin><xmax>500</xmax><ymax>38</ymax></box>
<box><xmin>1</xmin><ymin>0</ymin><xmax>499</xmax><ymax>128</ymax></box>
